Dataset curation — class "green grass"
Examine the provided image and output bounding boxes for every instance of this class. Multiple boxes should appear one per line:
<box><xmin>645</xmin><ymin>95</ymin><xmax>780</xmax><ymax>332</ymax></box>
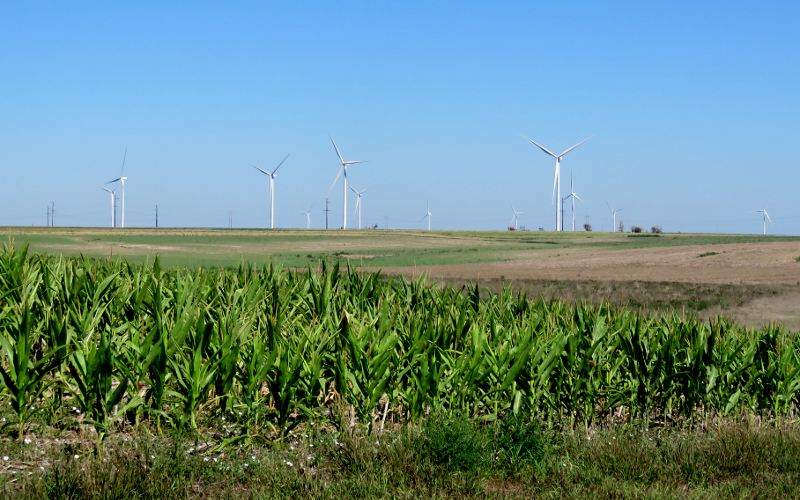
<box><xmin>2</xmin><ymin>227</ymin><xmax>797</xmax><ymax>269</ymax></box>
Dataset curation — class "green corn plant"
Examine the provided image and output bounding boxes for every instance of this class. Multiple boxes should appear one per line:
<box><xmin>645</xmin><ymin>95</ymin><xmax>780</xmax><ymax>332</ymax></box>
<box><xmin>169</xmin><ymin>313</ymin><xmax>217</xmax><ymax>432</ymax></box>
<box><xmin>67</xmin><ymin>325</ymin><xmax>137</xmax><ymax>441</ymax></box>
<box><xmin>237</xmin><ymin>334</ymin><xmax>277</xmax><ymax>436</ymax></box>
<box><xmin>333</xmin><ymin>308</ymin><xmax>398</xmax><ymax>428</ymax></box>
<box><xmin>0</xmin><ymin>305</ymin><xmax>61</xmax><ymax>439</ymax></box>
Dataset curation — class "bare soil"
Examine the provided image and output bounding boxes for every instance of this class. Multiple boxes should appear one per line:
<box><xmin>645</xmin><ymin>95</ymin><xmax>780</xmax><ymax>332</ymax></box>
<box><xmin>383</xmin><ymin>242</ymin><xmax>800</xmax><ymax>330</ymax></box>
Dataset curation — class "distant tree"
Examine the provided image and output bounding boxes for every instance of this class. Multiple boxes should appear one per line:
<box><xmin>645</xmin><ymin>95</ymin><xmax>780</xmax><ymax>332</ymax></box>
<box><xmin>618</xmin><ymin>221</ymin><xmax>624</xmax><ymax>233</ymax></box>
<box><xmin>651</xmin><ymin>225</ymin><xmax>662</xmax><ymax>234</ymax></box>
<box><xmin>583</xmin><ymin>223</ymin><xmax>592</xmax><ymax>232</ymax></box>
<box><xmin>631</xmin><ymin>226</ymin><xmax>643</xmax><ymax>233</ymax></box>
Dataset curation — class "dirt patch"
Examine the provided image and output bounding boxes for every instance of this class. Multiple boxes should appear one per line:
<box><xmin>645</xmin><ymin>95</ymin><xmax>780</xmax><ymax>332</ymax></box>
<box><xmin>382</xmin><ymin>242</ymin><xmax>800</xmax><ymax>330</ymax></box>
<box><xmin>396</xmin><ymin>242</ymin><xmax>800</xmax><ymax>285</ymax></box>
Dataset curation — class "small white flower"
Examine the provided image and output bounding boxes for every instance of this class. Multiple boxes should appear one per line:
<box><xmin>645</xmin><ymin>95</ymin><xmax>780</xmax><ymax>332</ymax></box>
<box><xmin>203</xmin><ymin>457</ymin><xmax>210</xmax><ymax>462</ymax></box>
<box><xmin>73</xmin><ymin>454</ymin><xmax>80</xmax><ymax>460</ymax></box>
<box><xmin>2</xmin><ymin>456</ymin><xmax>8</xmax><ymax>461</ymax></box>
<box><xmin>284</xmin><ymin>460</ymin><xmax>293</xmax><ymax>467</ymax></box>
<box><xmin>24</xmin><ymin>438</ymin><xmax>31</xmax><ymax>445</ymax></box>
<box><xmin>250</xmin><ymin>455</ymin><xmax>256</xmax><ymax>461</ymax></box>
<box><xmin>309</xmin><ymin>444</ymin><xmax>314</xmax><ymax>448</ymax></box>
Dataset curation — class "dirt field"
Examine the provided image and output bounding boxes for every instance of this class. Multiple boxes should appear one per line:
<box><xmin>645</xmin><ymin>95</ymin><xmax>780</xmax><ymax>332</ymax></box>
<box><xmin>383</xmin><ymin>241</ymin><xmax>800</xmax><ymax>330</ymax></box>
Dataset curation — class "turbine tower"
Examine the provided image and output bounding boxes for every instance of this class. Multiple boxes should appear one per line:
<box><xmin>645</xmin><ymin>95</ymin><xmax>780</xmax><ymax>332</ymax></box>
<box><xmin>329</xmin><ymin>136</ymin><xmax>366</xmax><ymax>230</ymax></box>
<box><xmin>350</xmin><ymin>186</ymin><xmax>367</xmax><ymax>230</ymax></box>
<box><xmin>756</xmin><ymin>209</ymin><xmax>772</xmax><ymax>235</ymax></box>
<box><xmin>564</xmin><ymin>172</ymin><xmax>582</xmax><ymax>232</ymax></box>
<box><xmin>102</xmin><ymin>187</ymin><xmax>116</xmax><ymax>228</ymax></box>
<box><xmin>303</xmin><ymin>209</ymin><xmax>312</xmax><ymax>229</ymax></box>
<box><xmin>510</xmin><ymin>206</ymin><xmax>523</xmax><ymax>230</ymax></box>
<box><xmin>424</xmin><ymin>203</ymin><xmax>432</xmax><ymax>231</ymax></box>
<box><xmin>106</xmin><ymin>148</ymin><xmax>128</xmax><ymax>228</ymax></box>
<box><xmin>607</xmin><ymin>202</ymin><xmax>623</xmax><ymax>233</ymax></box>
<box><xmin>525</xmin><ymin>136</ymin><xmax>590</xmax><ymax>231</ymax></box>
<box><xmin>252</xmin><ymin>154</ymin><xmax>289</xmax><ymax>229</ymax></box>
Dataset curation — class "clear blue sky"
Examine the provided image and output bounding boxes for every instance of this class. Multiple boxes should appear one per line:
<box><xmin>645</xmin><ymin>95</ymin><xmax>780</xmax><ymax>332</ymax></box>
<box><xmin>2</xmin><ymin>1</ymin><xmax>798</xmax><ymax>233</ymax></box>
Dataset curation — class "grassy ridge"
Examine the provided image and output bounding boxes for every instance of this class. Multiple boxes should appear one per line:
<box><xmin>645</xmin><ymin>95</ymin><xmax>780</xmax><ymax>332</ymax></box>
<box><xmin>3</xmin><ymin>228</ymin><xmax>799</xmax><ymax>268</ymax></box>
<box><xmin>3</xmin><ymin>423</ymin><xmax>800</xmax><ymax>498</ymax></box>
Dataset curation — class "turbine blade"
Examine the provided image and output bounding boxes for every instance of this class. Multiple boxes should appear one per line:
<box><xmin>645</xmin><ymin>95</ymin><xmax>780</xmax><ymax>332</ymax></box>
<box><xmin>120</xmin><ymin>147</ymin><xmax>127</xmax><ymax>175</ymax></box>
<box><xmin>344</xmin><ymin>160</ymin><xmax>367</xmax><ymax>166</ymax></box>
<box><xmin>106</xmin><ymin>177</ymin><xmax>122</xmax><ymax>184</ymax></box>
<box><xmin>559</xmin><ymin>136</ymin><xmax>592</xmax><ymax>157</ymax></box>
<box><xmin>272</xmin><ymin>153</ymin><xmax>290</xmax><ymax>175</ymax></box>
<box><xmin>574</xmin><ymin>193</ymin><xmax>582</xmax><ymax>201</ymax></box>
<box><xmin>765</xmin><ymin>211</ymin><xmax>772</xmax><ymax>223</ymax></box>
<box><xmin>327</xmin><ymin>166</ymin><xmax>344</xmax><ymax>193</ymax></box>
<box><xmin>525</xmin><ymin>137</ymin><xmax>558</xmax><ymax>158</ymax></box>
<box><xmin>330</xmin><ymin>136</ymin><xmax>345</xmax><ymax>164</ymax></box>
<box><xmin>251</xmin><ymin>164</ymin><xmax>270</xmax><ymax>176</ymax></box>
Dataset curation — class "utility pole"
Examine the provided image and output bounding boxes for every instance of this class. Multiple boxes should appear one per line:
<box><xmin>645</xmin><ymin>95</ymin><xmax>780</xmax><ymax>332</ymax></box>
<box><xmin>155</xmin><ymin>204</ymin><xmax>159</xmax><ymax>228</ymax></box>
<box><xmin>324</xmin><ymin>198</ymin><xmax>330</xmax><ymax>230</ymax></box>
<box><xmin>51</xmin><ymin>202</ymin><xmax>55</xmax><ymax>227</ymax></box>
<box><xmin>46</xmin><ymin>205</ymin><xmax>50</xmax><ymax>227</ymax></box>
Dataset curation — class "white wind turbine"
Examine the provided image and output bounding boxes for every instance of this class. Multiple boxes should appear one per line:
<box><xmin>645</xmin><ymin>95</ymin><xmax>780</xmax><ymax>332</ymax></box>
<box><xmin>756</xmin><ymin>209</ymin><xmax>772</xmax><ymax>235</ymax></box>
<box><xmin>329</xmin><ymin>136</ymin><xmax>366</xmax><ymax>230</ymax></box>
<box><xmin>252</xmin><ymin>154</ymin><xmax>289</xmax><ymax>229</ymax></box>
<box><xmin>424</xmin><ymin>203</ymin><xmax>432</xmax><ymax>231</ymax></box>
<box><xmin>607</xmin><ymin>202</ymin><xmax>623</xmax><ymax>232</ymax></box>
<box><xmin>564</xmin><ymin>172</ymin><xmax>582</xmax><ymax>232</ymax></box>
<box><xmin>510</xmin><ymin>206</ymin><xmax>523</xmax><ymax>230</ymax></box>
<box><xmin>350</xmin><ymin>186</ymin><xmax>367</xmax><ymax>230</ymax></box>
<box><xmin>102</xmin><ymin>187</ymin><xmax>116</xmax><ymax>228</ymax></box>
<box><xmin>106</xmin><ymin>148</ymin><xmax>128</xmax><ymax>228</ymax></box>
<box><xmin>302</xmin><ymin>209</ymin><xmax>312</xmax><ymax>229</ymax></box>
<box><xmin>525</xmin><ymin>136</ymin><xmax>590</xmax><ymax>231</ymax></box>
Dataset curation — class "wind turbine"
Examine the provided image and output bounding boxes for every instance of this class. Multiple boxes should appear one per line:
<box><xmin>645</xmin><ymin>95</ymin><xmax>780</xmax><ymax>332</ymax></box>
<box><xmin>106</xmin><ymin>148</ymin><xmax>128</xmax><ymax>228</ymax></box>
<box><xmin>350</xmin><ymin>186</ymin><xmax>367</xmax><ymax>230</ymax></box>
<box><xmin>564</xmin><ymin>172</ymin><xmax>582</xmax><ymax>232</ymax></box>
<box><xmin>102</xmin><ymin>187</ymin><xmax>116</xmax><ymax>228</ymax></box>
<box><xmin>510</xmin><ymin>206</ymin><xmax>523</xmax><ymax>230</ymax></box>
<box><xmin>607</xmin><ymin>202</ymin><xmax>623</xmax><ymax>233</ymax></box>
<box><xmin>424</xmin><ymin>203</ymin><xmax>432</xmax><ymax>231</ymax></box>
<box><xmin>302</xmin><ymin>209</ymin><xmax>312</xmax><ymax>229</ymax></box>
<box><xmin>525</xmin><ymin>136</ymin><xmax>590</xmax><ymax>231</ymax></box>
<box><xmin>252</xmin><ymin>154</ymin><xmax>289</xmax><ymax>229</ymax></box>
<box><xmin>756</xmin><ymin>209</ymin><xmax>772</xmax><ymax>235</ymax></box>
<box><xmin>329</xmin><ymin>136</ymin><xmax>366</xmax><ymax>229</ymax></box>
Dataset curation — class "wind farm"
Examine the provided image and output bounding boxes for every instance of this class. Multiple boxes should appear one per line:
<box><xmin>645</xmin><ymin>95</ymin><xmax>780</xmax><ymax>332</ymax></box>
<box><xmin>3</xmin><ymin>3</ymin><xmax>800</xmax><ymax>498</ymax></box>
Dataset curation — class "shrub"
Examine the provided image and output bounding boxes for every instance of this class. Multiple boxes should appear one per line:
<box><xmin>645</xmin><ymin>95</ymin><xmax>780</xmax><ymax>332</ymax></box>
<box><xmin>417</xmin><ymin>414</ymin><xmax>488</xmax><ymax>473</ymax></box>
<box><xmin>493</xmin><ymin>415</ymin><xmax>548</xmax><ymax>472</ymax></box>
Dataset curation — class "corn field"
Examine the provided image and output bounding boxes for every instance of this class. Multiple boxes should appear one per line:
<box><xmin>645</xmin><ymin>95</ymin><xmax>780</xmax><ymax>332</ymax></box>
<box><xmin>0</xmin><ymin>244</ymin><xmax>799</xmax><ymax>440</ymax></box>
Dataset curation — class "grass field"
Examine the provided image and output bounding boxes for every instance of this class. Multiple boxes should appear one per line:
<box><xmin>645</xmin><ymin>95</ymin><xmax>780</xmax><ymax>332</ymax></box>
<box><xmin>2</xmin><ymin>227</ymin><xmax>797</xmax><ymax>268</ymax></box>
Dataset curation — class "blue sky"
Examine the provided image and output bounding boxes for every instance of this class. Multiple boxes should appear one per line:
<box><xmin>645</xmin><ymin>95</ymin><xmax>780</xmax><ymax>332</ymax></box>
<box><xmin>2</xmin><ymin>1</ymin><xmax>798</xmax><ymax>233</ymax></box>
